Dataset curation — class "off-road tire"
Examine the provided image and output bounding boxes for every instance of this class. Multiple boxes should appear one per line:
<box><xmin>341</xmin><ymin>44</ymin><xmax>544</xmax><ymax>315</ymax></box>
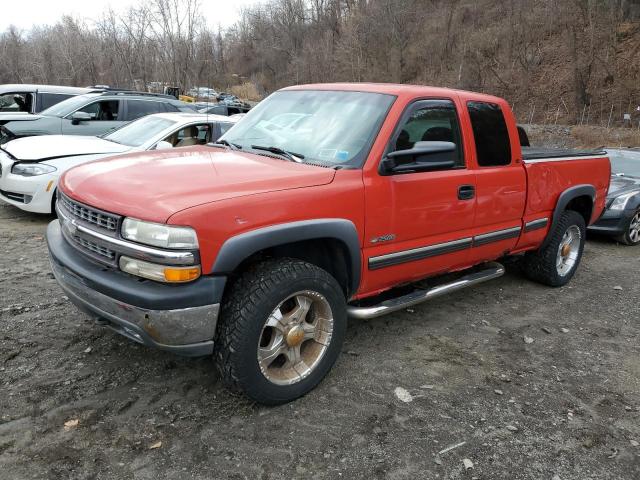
<box><xmin>214</xmin><ymin>258</ymin><xmax>347</xmax><ymax>405</ymax></box>
<box><xmin>615</xmin><ymin>208</ymin><xmax>640</xmax><ymax>246</ymax></box>
<box><xmin>521</xmin><ymin>210</ymin><xmax>586</xmax><ymax>287</ymax></box>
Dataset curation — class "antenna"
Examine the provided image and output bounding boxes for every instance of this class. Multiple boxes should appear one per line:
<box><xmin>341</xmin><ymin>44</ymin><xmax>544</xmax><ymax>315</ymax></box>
<box><xmin>206</xmin><ymin>53</ymin><xmax>214</xmax><ymax>140</ymax></box>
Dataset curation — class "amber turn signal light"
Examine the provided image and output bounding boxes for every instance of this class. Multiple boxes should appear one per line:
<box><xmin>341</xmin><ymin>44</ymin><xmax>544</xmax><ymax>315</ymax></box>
<box><xmin>119</xmin><ymin>256</ymin><xmax>201</xmax><ymax>283</ymax></box>
<box><xmin>163</xmin><ymin>266</ymin><xmax>201</xmax><ymax>283</ymax></box>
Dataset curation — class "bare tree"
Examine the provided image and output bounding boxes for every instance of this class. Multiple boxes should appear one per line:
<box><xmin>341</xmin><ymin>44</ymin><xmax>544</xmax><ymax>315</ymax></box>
<box><xmin>0</xmin><ymin>0</ymin><xmax>638</xmax><ymax>127</ymax></box>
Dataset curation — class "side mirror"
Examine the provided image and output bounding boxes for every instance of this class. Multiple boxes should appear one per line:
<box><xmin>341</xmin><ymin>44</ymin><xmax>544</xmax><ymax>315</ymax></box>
<box><xmin>70</xmin><ymin>111</ymin><xmax>91</xmax><ymax>125</ymax></box>
<box><xmin>153</xmin><ymin>140</ymin><xmax>173</xmax><ymax>150</ymax></box>
<box><xmin>381</xmin><ymin>141</ymin><xmax>457</xmax><ymax>175</ymax></box>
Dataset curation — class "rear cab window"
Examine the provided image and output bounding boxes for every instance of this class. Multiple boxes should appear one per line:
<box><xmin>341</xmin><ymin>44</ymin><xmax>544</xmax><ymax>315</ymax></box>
<box><xmin>467</xmin><ymin>101</ymin><xmax>512</xmax><ymax>167</ymax></box>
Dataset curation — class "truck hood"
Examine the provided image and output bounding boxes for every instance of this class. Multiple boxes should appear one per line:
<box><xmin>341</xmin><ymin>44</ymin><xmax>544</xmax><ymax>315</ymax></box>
<box><xmin>3</xmin><ymin>135</ymin><xmax>130</xmax><ymax>161</ymax></box>
<box><xmin>60</xmin><ymin>146</ymin><xmax>337</xmax><ymax>223</ymax></box>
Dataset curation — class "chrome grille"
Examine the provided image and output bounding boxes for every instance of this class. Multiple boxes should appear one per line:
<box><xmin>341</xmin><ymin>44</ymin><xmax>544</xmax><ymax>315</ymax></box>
<box><xmin>56</xmin><ymin>190</ymin><xmax>198</xmax><ymax>269</ymax></box>
<box><xmin>71</xmin><ymin>235</ymin><xmax>116</xmax><ymax>261</ymax></box>
<box><xmin>60</xmin><ymin>193</ymin><xmax>119</xmax><ymax>232</ymax></box>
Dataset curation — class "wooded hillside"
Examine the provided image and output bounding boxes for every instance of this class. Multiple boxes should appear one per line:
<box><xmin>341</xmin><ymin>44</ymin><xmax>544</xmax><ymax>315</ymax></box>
<box><xmin>2</xmin><ymin>0</ymin><xmax>640</xmax><ymax>125</ymax></box>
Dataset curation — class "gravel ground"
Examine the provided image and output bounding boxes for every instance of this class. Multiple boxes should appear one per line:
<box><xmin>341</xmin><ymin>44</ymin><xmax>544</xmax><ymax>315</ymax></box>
<box><xmin>1</xmin><ymin>201</ymin><xmax>639</xmax><ymax>480</ymax></box>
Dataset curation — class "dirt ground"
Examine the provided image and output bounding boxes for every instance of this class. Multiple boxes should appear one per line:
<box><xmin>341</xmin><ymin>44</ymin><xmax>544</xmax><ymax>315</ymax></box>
<box><xmin>1</xmin><ymin>200</ymin><xmax>639</xmax><ymax>480</ymax></box>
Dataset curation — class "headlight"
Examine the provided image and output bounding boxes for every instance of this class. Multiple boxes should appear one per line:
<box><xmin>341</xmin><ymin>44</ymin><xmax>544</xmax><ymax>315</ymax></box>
<box><xmin>121</xmin><ymin>218</ymin><xmax>199</xmax><ymax>249</ymax></box>
<box><xmin>119</xmin><ymin>256</ymin><xmax>201</xmax><ymax>283</ymax></box>
<box><xmin>610</xmin><ymin>191</ymin><xmax>638</xmax><ymax>210</ymax></box>
<box><xmin>11</xmin><ymin>163</ymin><xmax>56</xmax><ymax>177</ymax></box>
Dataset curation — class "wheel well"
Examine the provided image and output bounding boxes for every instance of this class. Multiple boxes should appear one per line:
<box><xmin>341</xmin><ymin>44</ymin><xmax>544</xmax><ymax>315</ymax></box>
<box><xmin>565</xmin><ymin>195</ymin><xmax>593</xmax><ymax>225</ymax></box>
<box><xmin>50</xmin><ymin>188</ymin><xmax>57</xmax><ymax>216</ymax></box>
<box><xmin>234</xmin><ymin>238</ymin><xmax>353</xmax><ymax>297</ymax></box>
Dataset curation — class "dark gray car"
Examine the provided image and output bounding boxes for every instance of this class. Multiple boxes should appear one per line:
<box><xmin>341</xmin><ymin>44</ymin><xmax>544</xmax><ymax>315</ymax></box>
<box><xmin>589</xmin><ymin>149</ymin><xmax>640</xmax><ymax>245</ymax></box>
<box><xmin>0</xmin><ymin>91</ymin><xmax>194</xmax><ymax>143</ymax></box>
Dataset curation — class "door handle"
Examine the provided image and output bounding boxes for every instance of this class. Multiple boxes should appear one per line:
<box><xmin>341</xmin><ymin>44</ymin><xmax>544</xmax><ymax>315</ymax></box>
<box><xmin>458</xmin><ymin>184</ymin><xmax>475</xmax><ymax>200</ymax></box>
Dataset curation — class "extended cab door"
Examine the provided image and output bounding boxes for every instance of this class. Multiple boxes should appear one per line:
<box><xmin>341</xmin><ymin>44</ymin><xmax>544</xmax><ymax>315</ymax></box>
<box><xmin>361</xmin><ymin>98</ymin><xmax>477</xmax><ymax>295</ymax></box>
<box><xmin>464</xmin><ymin>100</ymin><xmax>526</xmax><ymax>262</ymax></box>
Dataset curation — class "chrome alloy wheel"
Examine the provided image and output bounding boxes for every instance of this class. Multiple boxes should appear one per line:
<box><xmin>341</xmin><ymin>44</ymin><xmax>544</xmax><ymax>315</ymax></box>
<box><xmin>257</xmin><ymin>291</ymin><xmax>334</xmax><ymax>386</ymax></box>
<box><xmin>556</xmin><ymin>225</ymin><xmax>581</xmax><ymax>276</ymax></box>
<box><xmin>629</xmin><ymin>212</ymin><xmax>640</xmax><ymax>244</ymax></box>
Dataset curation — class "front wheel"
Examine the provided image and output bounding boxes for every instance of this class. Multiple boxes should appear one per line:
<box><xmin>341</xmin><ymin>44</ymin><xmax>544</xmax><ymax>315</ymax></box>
<box><xmin>616</xmin><ymin>209</ymin><xmax>640</xmax><ymax>246</ymax></box>
<box><xmin>521</xmin><ymin>210</ymin><xmax>586</xmax><ymax>287</ymax></box>
<box><xmin>214</xmin><ymin>258</ymin><xmax>346</xmax><ymax>405</ymax></box>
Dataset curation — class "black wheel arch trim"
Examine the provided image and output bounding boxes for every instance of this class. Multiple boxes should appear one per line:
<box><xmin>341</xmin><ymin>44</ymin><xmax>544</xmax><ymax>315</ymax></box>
<box><xmin>542</xmin><ymin>184</ymin><xmax>595</xmax><ymax>248</ymax></box>
<box><xmin>210</xmin><ymin>219</ymin><xmax>362</xmax><ymax>295</ymax></box>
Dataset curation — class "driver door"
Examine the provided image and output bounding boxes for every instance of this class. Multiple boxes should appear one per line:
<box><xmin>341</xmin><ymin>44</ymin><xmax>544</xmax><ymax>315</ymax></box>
<box><xmin>361</xmin><ymin>99</ymin><xmax>477</xmax><ymax>294</ymax></box>
<box><xmin>62</xmin><ymin>99</ymin><xmax>124</xmax><ymax>136</ymax></box>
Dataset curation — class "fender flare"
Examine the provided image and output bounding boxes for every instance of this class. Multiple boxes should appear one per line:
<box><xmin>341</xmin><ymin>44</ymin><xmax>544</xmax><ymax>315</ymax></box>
<box><xmin>211</xmin><ymin>219</ymin><xmax>362</xmax><ymax>294</ymax></box>
<box><xmin>542</xmin><ymin>184</ymin><xmax>596</xmax><ymax>248</ymax></box>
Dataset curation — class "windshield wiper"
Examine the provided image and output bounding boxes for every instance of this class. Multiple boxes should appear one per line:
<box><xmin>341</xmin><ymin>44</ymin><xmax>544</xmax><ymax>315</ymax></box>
<box><xmin>251</xmin><ymin>145</ymin><xmax>304</xmax><ymax>163</ymax></box>
<box><xmin>212</xmin><ymin>139</ymin><xmax>241</xmax><ymax>150</ymax></box>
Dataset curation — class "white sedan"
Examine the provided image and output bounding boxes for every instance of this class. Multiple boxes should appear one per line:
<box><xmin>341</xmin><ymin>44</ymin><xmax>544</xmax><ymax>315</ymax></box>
<box><xmin>0</xmin><ymin>112</ymin><xmax>237</xmax><ymax>214</ymax></box>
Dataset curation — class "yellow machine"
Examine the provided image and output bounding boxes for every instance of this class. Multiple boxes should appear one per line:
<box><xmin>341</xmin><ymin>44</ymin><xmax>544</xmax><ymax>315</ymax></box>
<box><xmin>163</xmin><ymin>86</ymin><xmax>194</xmax><ymax>103</ymax></box>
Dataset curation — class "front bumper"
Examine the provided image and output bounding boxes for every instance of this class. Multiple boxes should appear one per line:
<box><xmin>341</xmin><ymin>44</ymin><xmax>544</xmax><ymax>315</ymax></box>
<box><xmin>588</xmin><ymin>208</ymin><xmax>635</xmax><ymax>235</ymax></box>
<box><xmin>47</xmin><ymin>220</ymin><xmax>225</xmax><ymax>356</ymax></box>
<box><xmin>0</xmin><ymin>155</ymin><xmax>57</xmax><ymax>213</ymax></box>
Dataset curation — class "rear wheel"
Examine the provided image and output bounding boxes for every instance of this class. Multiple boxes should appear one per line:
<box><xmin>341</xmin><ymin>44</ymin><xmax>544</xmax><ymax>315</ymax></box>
<box><xmin>214</xmin><ymin>258</ymin><xmax>346</xmax><ymax>405</ymax></box>
<box><xmin>521</xmin><ymin>210</ymin><xmax>586</xmax><ymax>287</ymax></box>
<box><xmin>616</xmin><ymin>209</ymin><xmax>640</xmax><ymax>246</ymax></box>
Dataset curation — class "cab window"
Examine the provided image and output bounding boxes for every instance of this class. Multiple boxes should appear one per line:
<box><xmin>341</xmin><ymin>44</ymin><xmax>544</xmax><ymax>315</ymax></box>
<box><xmin>77</xmin><ymin>100</ymin><xmax>119</xmax><ymax>121</ymax></box>
<box><xmin>219</xmin><ymin>122</ymin><xmax>234</xmax><ymax>137</ymax></box>
<box><xmin>163</xmin><ymin>124</ymin><xmax>211</xmax><ymax>147</ymax></box>
<box><xmin>126</xmin><ymin>100</ymin><xmax>165</xmax><ymax>121</ymax></box>
<box><xmin>467</xmin><ymin>101</ymin><xmax>512</xmax><ymax>166</ymax></box>
<box><xmin>391</xmin><ymin>99</ymin><xmax>464</xmax><ymax>167</ymax></box>
<box><xmin>0</xmin><ymin>93</ymin><xmax>33</xmax><ymax>112</ymax></box>
<box><xmin>38</xmin><ymin>93</ymin><xmax>73</xmax><ymax>111</ymax></box>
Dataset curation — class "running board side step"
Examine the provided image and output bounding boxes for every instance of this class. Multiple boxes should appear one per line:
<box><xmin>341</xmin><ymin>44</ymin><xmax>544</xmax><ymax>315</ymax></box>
<box><xmin>347</xmin><ymin>262</ymin><xmax>505</xmax><ymax>319</ymax></box>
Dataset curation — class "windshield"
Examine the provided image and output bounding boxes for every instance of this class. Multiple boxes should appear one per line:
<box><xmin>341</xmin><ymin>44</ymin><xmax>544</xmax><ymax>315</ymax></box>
<box><xmin>609</xmin><ymin>150</ymin><xmax>640</xmax><ymax>177</ymax></box>
<box><xmin>40</xmin><ymin>94</ymin><xmax>99</xmax><ymax>117</ymax></box>
<box><xmin>105</xmin><ymin>116</ymin><xmax>176</xmax><ymax>147</ymax></box>
<box><xmin>220</xmin><ymin>90</ymin><xmax>395</xmax><ymax>167</ymax></box>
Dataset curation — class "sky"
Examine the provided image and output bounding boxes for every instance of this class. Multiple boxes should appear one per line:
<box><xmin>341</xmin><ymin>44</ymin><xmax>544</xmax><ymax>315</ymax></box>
<box><xmin>0</xmin><ymin>0</ymin><xmax>262</xmax><ymax>32</ymax></box>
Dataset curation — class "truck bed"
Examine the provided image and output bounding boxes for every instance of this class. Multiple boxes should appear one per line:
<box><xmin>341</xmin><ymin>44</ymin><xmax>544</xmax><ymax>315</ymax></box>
<box><xmin>520</xmin><ymin>147</ymin><xmax>610</xmax><ymax>230</ymax></box>
<box><xmin>522</xmin><ymin>147</ymin><xmax>606</xmax><ymax>161</ymax></box>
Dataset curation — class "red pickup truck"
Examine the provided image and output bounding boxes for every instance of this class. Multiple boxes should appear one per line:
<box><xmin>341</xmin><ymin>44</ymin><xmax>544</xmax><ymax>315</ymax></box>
<box><xmin>46</xmin><ymin>83</ymin><xmax>610</xmax><ymax>404</ymax></box>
